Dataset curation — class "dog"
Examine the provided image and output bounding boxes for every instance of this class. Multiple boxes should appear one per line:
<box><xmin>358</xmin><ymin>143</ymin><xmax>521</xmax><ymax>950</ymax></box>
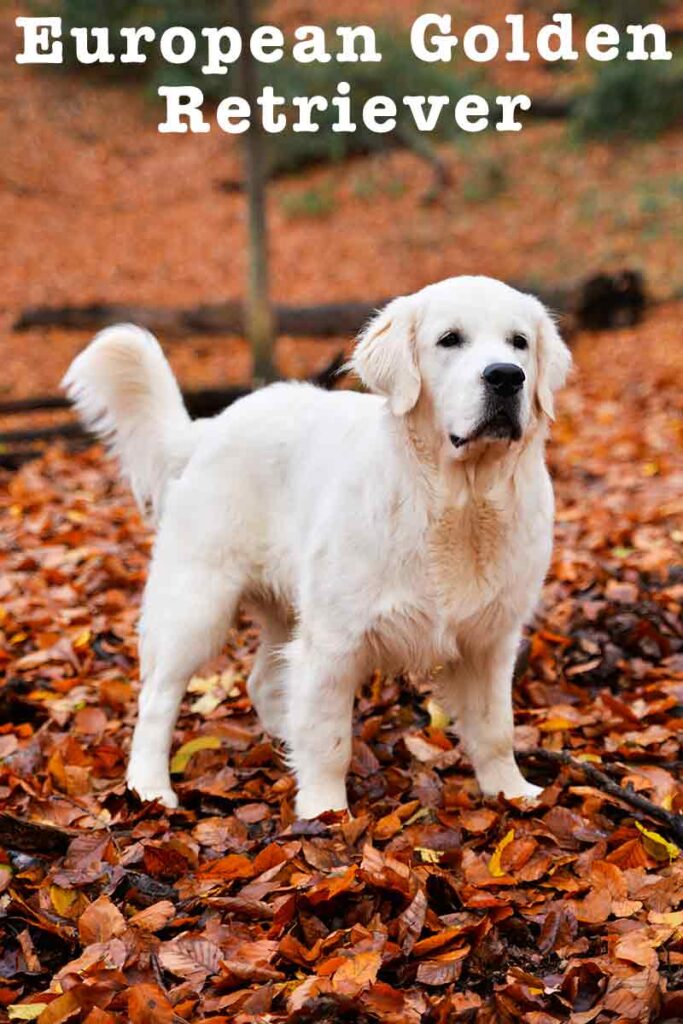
<box><xmin>63</xmin><ymin>275</ymin><xmax>571</xmax><ymax>818</ymax></box>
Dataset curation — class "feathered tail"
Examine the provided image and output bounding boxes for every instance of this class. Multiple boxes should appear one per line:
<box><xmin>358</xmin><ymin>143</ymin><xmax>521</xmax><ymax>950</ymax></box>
<box><xmin>62</xmin><ymin>324</ymin><xmax>197</xmax><ymax>522</ymax></box>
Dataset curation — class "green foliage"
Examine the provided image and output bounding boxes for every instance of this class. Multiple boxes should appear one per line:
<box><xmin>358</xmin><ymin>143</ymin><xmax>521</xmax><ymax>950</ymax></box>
<box><xmin>462</xmin><ymin>156</ymin><xmax>508</xmax><ymax>204</ymax></box>
<box><xmin>280</xmin><ymin>184</ymin><xmax>336</xmax><ymax>219</ymax></box>
<box><xmin>568</xmin><ymin>0</ymin><xmax>672</xmax><ymax>28</ymax></box>
<box><xmin>572</xmin><ymin>58</ymin><xmax>683</xmax><ymax>140</ymax></box>
<box><xmin>351</xmin><ymin>169</ymin><xmax>406</xmax><ymax>201</ymax></box>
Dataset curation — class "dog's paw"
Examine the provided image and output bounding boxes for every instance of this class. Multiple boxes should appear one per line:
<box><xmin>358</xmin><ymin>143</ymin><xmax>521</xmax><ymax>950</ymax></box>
<box><xmin>504</xmin><ymin>781</ymin><xmax>543</xmax><ymax>805</ymax></box>
<box><xmin>127</xmin><ymin>775</ymin><xmax>179</xmax><ymax>809</ymax></box>
<box><xmin>295</xmin><ymin>790</ymin><xmax>349</xmax><ymax>821</ymax></box>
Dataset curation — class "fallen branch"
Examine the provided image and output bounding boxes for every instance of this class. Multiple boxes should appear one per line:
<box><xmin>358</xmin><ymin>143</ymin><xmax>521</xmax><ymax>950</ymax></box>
<box><xmin>0</xmin><ymin>448</ymin><xmax>46</xmax><ymax>471</ymax></box>
<box><xmin>12</xmin><ymin>271</ymin><xmax>647</xmax><ymax>339</ymax></box>
<box><xmin>0</xmin><ymin>812</ymin><xmax>73</xmax><ymax>856</ymax></box>
<box><xmin>13</xmin><ymin>298</ymin><xmax>384</xmax><ymax>339</ymax></box>
<box><xmin>0</xmin><ymin>422</ymin><xmax>84</xmax><ymax>445</ymax></box>
<box><xmin>521</xmin><ymin>748</ymin><xmax>683</xmax><ymax>845</ymax></box>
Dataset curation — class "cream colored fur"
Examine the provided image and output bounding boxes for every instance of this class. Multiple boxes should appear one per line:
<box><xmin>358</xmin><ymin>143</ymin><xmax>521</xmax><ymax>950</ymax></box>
<box><xmin>63</xmin><ymin>276</ymin><xmax>571</xmax><ymax>818</ymax></box>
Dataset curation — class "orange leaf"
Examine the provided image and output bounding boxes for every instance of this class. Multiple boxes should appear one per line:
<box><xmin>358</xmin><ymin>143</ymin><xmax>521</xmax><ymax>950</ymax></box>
<box><xmin>78</xmin><ymin>895</ymin><xmax>126</xmax><ymax>944</ymax></box>
<box><xmin>128</xmin><ymin>985</ymin><xmax>175</xmax><ymax>1024</ymax></box>
<box><xmin>128</xmin><ymin>900</ymin><xmax>175</xmax><ymax>933</ymax></box>
<box><xmin>332</xmin><ymin>950</ymin><xmax>382</xmax><ymax>997</ymax></box>
<box><xmin>197</xmin><ymin>853</ymin><xmax>254</xmax><ymax>881</ymax></box>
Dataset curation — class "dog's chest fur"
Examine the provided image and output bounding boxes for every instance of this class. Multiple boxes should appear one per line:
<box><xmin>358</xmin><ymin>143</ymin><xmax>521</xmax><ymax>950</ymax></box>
<box><xmin>369</xmin><ymin>490</ymin><xmax>523</xmax><ymax>673</ymax></box>
<box><xmin>428</xmin><ymin>496</ymin><xmax>512</xmax><ymax>620</ymax></box>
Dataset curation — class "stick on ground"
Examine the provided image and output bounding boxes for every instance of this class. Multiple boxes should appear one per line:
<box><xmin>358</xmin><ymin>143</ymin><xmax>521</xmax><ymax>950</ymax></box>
<box><xmin>521</xmin><ymin>747</ymin><xmax>683</xmax><ymax>845</ymax></box>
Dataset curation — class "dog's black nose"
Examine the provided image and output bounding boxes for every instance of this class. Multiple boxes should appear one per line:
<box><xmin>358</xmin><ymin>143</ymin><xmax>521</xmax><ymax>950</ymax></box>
<box><xmin>482</xmin><ymin>363</ymin><xmax>526</xmax><ymax>397</ymax></box>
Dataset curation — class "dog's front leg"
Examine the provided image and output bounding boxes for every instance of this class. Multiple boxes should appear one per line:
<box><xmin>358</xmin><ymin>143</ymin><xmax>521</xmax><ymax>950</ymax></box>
<box><xmin>434</xmin><ymin>633</ymin><xmax>541</xmax><ymax>802</ymax></box>
<box><xmin>284</xmin><ymin>637</ymin><xmax>360</xmax><ymax>819</ymax></box>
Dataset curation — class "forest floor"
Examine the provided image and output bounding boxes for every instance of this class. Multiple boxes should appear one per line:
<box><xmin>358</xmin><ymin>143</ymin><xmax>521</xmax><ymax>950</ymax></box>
<box><xmin>1</xmin><ymin>2</ymin><xmax>683</xmax><ymax>1022</ymax></box>
<box><xmin>1</xmin><ymin>286</ymin><xmax>682</xmax><ymax>1024</ymax></box>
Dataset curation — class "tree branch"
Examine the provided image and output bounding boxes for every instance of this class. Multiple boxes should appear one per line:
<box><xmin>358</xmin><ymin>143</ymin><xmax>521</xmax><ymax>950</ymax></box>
<box><xmin>520</xmin><ymin>748</ymin><xmax>683</xmax><ymax>845</ymax></box>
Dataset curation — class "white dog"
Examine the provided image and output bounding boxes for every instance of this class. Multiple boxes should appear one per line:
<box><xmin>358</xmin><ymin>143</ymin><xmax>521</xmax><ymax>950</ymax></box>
<box><xmin>63</xmin><ymin>276</ymin><xmax>571</xmax><ymax>818</ymax></box>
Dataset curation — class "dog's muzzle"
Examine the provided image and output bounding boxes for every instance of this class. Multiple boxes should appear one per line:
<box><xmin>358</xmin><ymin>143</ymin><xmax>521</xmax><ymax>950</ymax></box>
<box><xmin>450</xmin><ymin>364</ymin><xmax>525</xmax><ymax>449</ymax></box>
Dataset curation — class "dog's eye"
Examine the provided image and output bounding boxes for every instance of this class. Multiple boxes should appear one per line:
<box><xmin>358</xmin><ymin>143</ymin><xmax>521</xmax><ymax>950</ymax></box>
<box><xmin>511</xmin><ymin>333</ymin><xmax>528</xmax><ymax>351</ymax></box>
<box><xmin>437</xmin><ymin>329</ymin><xmax>466</xmax><ymax>349</ymax></box>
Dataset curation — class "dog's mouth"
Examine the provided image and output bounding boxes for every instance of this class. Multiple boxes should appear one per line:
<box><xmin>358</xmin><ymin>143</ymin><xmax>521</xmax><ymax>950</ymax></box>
<box><xmin>450</xmin><ymin>408</ymin><xmax>522</xmax><ymax>450</ymax></box>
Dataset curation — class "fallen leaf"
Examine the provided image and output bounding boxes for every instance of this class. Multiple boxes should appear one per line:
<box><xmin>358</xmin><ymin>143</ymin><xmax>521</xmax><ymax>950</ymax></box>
<box><xmin>8</xmin><ymin>1007</ymin><xmax>48</xmax><ymax>1021</ymax></box>
<box><xmin>489</xmin><ymin>829</ymin><xmax>515</xmax><ymax>878</ymax></box>
<box><xmin>128</xmin><ymin>984</ymin><xmax>175</xmax><ymax>1024</ymax></box>
<box><xmin>128</xmin><ymin>900</ymin><xmax>176</xmax><ymax>932</ymax></box>
<box><xmin>78</xmin><ymin>895</ymin><xmax>126</xmax><ymax>944</ymax></box>
<box><xmin>170</xmin><ymin>735</ymin><xmax>221</xmax><ymax>774</ymax></box>
<box><xmin>331</xmin><ymin>950</ymin><xmax>382</xmax><ymax>997</ymax></box>
<box><xmin>635</xmin><ymin>821</ymin><xmax>680</xmax><ymax>862</ymax></box>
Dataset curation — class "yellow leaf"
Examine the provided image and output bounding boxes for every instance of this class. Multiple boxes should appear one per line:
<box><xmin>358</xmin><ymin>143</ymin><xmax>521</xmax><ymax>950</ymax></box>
<box><xmin>73</xmin><ymin>630</ymin><xmax>91</xmax><ymax>649</ymax></box>
<box><xmin>403</xmin><ymin>807</ymin><xmax>431</xmax><ymax>828</ymax></box>
<box><xmin>415</xmin><ymin>847</ymin><xmax>443</xmax><ymax>864</ymax></box>
<box><xmin>190</xmin><ymin>692</ymin><xmax>223</xmax><ymax>716</ymax></box>
<box><xmin>648</xmin><ymin>909</ymin><xmax>683</xmax><ymax>927</ymax></box>
<box><xmin>489</xmin><ymin>829</ymin><xmax>515</xmax><ymax>878</ymax></box>
<box><xmin>8</xmin><ymin>1006</ymin><xmax>49</xmax><ymax>1021</ymax></box>
<box><xmin>187</xmin><ymin>673</ymin><xmax>220</xmax><ymax>695</ymax></box>
<box><xmin>426</xmin><ymin>699</ymin><xmax>450</xmax><ymax>730</ymax></box>
<box><xmin>50</xmin><ymin>885</ymin><xmax>89</xmax><ymax>920</ymax></box>
<box><xmin>635</xmin><ymin>821</ymin><xmax>680</xmax><ymax>863</ymax></box>
<box><xmin>170</xmin><ymin>736</ymin><xmax>221</xmax><ymax>774</ymax></box>
<box><xmin>576</xmin><ymin>753</ymin><xmax>602</xmax><ymax>764</ymax></box>
<box><xmin>539</xmin><ymin>717</ymin><xmax>573</xmax><ymax>732</ymax></box>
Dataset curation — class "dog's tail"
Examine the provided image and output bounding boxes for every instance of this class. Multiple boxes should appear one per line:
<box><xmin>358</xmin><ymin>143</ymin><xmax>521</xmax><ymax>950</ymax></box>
<box><xmin>62</xmin><ymin>324</ymin><xmax>197</xmax><ymax>523</ymax></box>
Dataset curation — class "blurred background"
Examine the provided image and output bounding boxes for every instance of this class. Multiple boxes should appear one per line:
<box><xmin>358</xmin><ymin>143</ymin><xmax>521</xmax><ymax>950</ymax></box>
<box><xmin>1</xmin><ymin>0</ymin><xmax>682</xmax><ymax>457</ymax></box>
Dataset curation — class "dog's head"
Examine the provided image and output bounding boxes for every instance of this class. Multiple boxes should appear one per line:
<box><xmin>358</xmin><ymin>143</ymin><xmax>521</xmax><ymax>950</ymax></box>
<box><xmin>353</xmin><ymin>276</ymin><xmax>571</xmax><ymax>457</ymax></box>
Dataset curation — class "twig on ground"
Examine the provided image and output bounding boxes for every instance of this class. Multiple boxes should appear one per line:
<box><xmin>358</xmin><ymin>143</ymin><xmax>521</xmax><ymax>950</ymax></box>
<box><xmin>521</xmin><ymin>747</ymin><xmax>683</xmax><ymax>844</ymax></box>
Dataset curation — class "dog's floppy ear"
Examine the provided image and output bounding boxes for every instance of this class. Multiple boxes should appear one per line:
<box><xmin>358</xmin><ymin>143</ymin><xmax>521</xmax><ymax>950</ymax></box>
<box><xmin>353</xmin><ymin>296</ymin><xmax>421</xmax><ymax>416</ymax></box>
<box><xmin>535</xmin><ymin>306</ymin><xmax>572</xmax><ymax>421</ymax></box>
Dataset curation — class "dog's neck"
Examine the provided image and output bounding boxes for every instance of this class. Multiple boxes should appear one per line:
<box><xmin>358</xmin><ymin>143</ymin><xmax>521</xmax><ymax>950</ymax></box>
<box><xmin>394</xmin><ymin>395</ymin><xmax>549</xmax><ymax>618</ymax></box>
<box><xmin>400</xmin><ymin>392</ymin><xmax>548</xmax><ymax>514</ymax></box>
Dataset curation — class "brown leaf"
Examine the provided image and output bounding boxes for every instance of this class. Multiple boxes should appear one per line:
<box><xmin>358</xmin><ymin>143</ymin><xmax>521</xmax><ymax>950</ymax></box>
<box><xmin>128</xmin><ymin>900</ymin><xmax>176</xmax><ymax>932</ymax></box>
<box><xmin>36</xmin><ymin>991</ymin><xmax>82</xmax><ymax>1024</ymax></box>
<box><xmin>78</xmin><ymin>895</ymin><xmax>126</xmax><ymax>944</ymax></box>
<box><xmin>158</xmin><ymin>937</ymin><xmax>221</xmax><ymax>987</ymax></box>
<box><xmin>373</xmin><ymin>811</ymin><xmax>402</xmax><ymax>840</ymax></box>
<box><xmin>416</xmin><ymin>947</ymin><xmax>469</xmax><ymax>986</ymax></box>
<box><xmin>398</xmin><ymin>888</ymin><xmax>427</xmax><ymax>954</ymax></box>
<box><xmin>306</xmin><ymin>866</ymin><xmax>359</xmax><ymax>905</ymax></box>
<box><xmin>82</xmin><ymin>1012</ymin><xmax>119</xmax><ymax>1024</ymax></box>
<box><xmin>127</xmin><ymin>984</ymin><xmax>175</xmax><ymax>1024</ymax></box>
<box><xmin>196</xmin><ymin>853</ymin><xmax>254</xmax><ymax>881</ymax></box>
<box><xmin>360</xmin><ymin>844</ymin><xmax>413</xmax><ymax>896</ymax></box>
<box><xmin>331</xmin><ymin>950</ymin><xmax>382</xmax><ymax>997</ymax></box>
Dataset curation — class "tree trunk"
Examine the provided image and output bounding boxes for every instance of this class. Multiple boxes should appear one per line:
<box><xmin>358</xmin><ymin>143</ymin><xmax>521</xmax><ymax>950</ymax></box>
<box><xmin>235</xmin><ymin>0</ymin><xmax>276</xmax><ymax>384</ymax></box>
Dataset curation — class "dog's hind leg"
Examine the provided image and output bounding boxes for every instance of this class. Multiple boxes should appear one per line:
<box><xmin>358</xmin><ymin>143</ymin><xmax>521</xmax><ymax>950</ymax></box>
<box><xmin>246</xmin><ymin>605</ymin><xmax>291</xmax><ymax>741</ymax></box>
<box><xmin>127</xmin><ymin>550</ymin><xmax>242</xmax><ymax>808</ymax></box>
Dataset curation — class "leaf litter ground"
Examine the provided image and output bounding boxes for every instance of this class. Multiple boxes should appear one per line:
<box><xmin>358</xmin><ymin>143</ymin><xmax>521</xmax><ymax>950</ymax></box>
<box><xmin>0</xmin><ymin>309</ymin><xmax>682</xmax><ymax>1023</ymax></box>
